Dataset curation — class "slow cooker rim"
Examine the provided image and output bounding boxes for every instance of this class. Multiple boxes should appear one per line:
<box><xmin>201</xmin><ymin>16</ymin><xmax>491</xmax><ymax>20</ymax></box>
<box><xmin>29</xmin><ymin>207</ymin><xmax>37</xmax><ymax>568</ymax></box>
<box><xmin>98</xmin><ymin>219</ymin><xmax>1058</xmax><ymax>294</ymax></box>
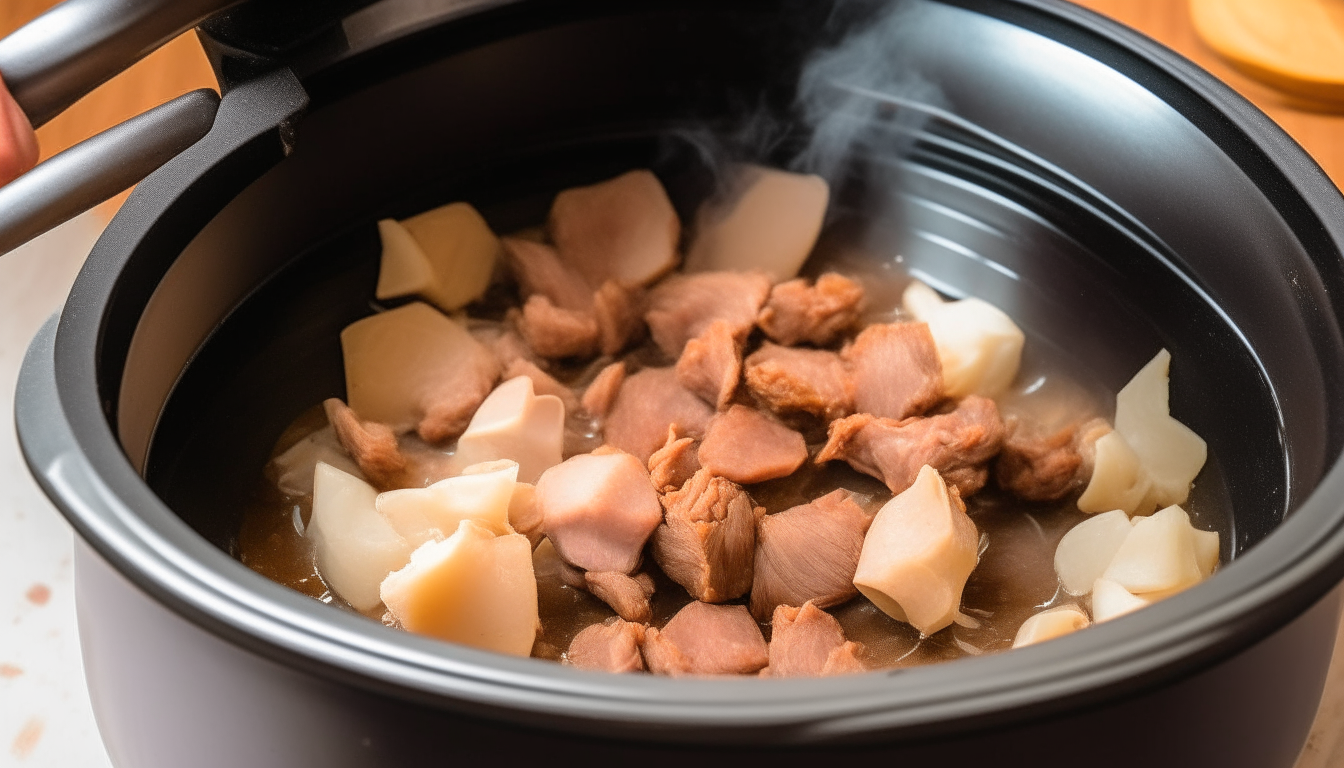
<box><xmin>23</xmin><ymin>0</ymin><xmax>1344</xmax><ymax>745</ymax></box>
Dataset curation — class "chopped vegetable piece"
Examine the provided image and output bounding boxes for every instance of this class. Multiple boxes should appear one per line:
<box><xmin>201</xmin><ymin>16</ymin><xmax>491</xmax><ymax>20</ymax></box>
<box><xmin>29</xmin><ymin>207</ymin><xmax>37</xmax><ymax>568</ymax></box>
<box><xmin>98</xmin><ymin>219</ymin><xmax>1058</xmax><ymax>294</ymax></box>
<box><xmin>1113</xmin><ymin>350</ymin><xmax>1208</xmax><ymax>509</ymax></box>
<box><xmin>376</xmin><ymin>460</ymin><xmax>519</xmax><ymax>546</ymax></box>
<box><xmin>307</xmin><ymin>462</ymin><xmax>413</xmax><ymax>611</ymax></box>
<box><xmin>1054</xmin><ymin>509</ymin><xmax>1135</xmax><ymax>596</ymax></box>
<box><xmin>377</xmin><ymin>202</ymin><xmax>502</xmax><ymax>312</ymax></box>
<box><xmin>902</xmin><ymin>280</ymin><xmax>1025</xmax><ymax>399</ymax></box>
<box><xmin>1091</xmin><ymin>578</ymin><xmax>1152</xmax><ymax>623</ymax></box>
<box><xmin>852</xmin><ymin>465</ymin><xmax>979</xmax><ymax>636</ymax></box>
<box><xmin>380</xmin><ymin>520</ymin><xmax>538</xmax><ymax>656</ymax></box>
<box><xmin>685</xmin><ymin>164</ymin><xmax>829</xmax><ymax>281</ymax></box>
<box><xmin>450</xmin><ymin>376</ymin><xmax>565</xmax><ymax>484</ymax></box>
<box><xmin>1012</xmin><ymin>605</ymin><xmax>1090</xmax><ymax>648</ymax></box>
<box><xmin>1102</xmin><ymin>505</ymin><xmax>1205</xmax><ymax>595</ymax></box>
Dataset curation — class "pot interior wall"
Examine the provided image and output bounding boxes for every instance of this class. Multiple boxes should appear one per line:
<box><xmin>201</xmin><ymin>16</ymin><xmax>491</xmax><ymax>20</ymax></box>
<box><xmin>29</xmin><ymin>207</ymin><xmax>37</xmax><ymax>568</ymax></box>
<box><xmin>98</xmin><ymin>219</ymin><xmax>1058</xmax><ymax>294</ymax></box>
<box><xmin>114</xmin><ymin>0</ymin><xmax>1340</xmax><ymax>573</ymax></box>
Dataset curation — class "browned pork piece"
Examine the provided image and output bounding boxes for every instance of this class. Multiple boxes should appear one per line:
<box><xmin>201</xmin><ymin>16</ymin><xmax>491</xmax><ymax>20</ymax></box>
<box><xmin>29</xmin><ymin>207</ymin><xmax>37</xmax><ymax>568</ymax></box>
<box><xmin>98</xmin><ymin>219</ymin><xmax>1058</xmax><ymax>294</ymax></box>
<box><xmin>675</xmin><ymin>320</ymin><xmax>741</xmax><ymax>410</ymax></box>
<box><xmin>537</xmin><ymin>452</ymin><xmax>664</xmax><ymax>573</ymax></box>
<box><xmin>697</xmin><ymin>405</ymin><xmax>808</xmax><ymax>485</ymax></box>
<box><xmin>840</xmin><ymin>322</ymin><xmax>943</xmax><ymax>421</ymax></box>
<box><xmin>642</xmin><ymin>602</ymin><xmax>769</xmax><ymax>676</ymax></box>
<box><xmin>998</xmin><ymin>416</ymin><xmax>1114</xmax><ymax>502</ymax></box>
<box><xmin>567</xmin><ymin>619</ymin><xmax>647</xmax><ymax>673</ymax></box>
<box><xmin>323</xmin><ymin>398</ymin><xmax>410</xmax><ymax>490</ymax></box>
<box><xmin>762</xmin><ymin>601</ymin><xmax>866</xmax><ymax>678</ymax></box>
<box><xmin>503</xmin><ymin>358</ymin><xmax>579</xmax><ymax>413</ymax></box>
<box><xmin>750</xmin><ymin>489</ymin><xmax>872</xmax><ymax>620</ymax></box>
<box><xmin>743</xmin><ymin>343</ymin><xmax>854</xmax><ymax>421</ymax></box>
<box><xmin>652</xmin><ymin>469</ymin><xmax>757</xmax><ymax>602</ymax></box>
<box><xmin>816</xmin><ymin>396</ymin><xmax>1006</xmax><ymax>497</ymax></box>
<box><xmin>757</xmin><ymin>273</ymin><xmax>866</xmax><ymax>346</ymax></box>
<box><xmin>501</xmin><ymin>236</ymin><xmax>592</xmax><ymax>312</ymax></box>
<box><xmin>549</xmin><ymin>170</ymin><xmax>681</xmax><ymax>289</ymax></box>
<box><xmin>581</xmin><ymin>362</ymin><xmax>626</xmax><ymax>419</ymax></box>
<box><xmin>647</xmin><ymin>426</ymin><xmax>701</xmax><ymax>492</ymax></box>
<box><xmin>593</xmin><ymin>280</ymin><xmax>644</xmax><ymax>356</ymax></box>
<box><xmin>517</xmin><ymin>295</ymin><xmax>600</xmax><ymax>359</ymax></box>
<box><xmin>644</xmin><ymin>271</ymin><xmax>773</xmax><ymax>357</ymax></box>
<box><xmin>478</xmin><ymin>326</ymin><xmax>537</xmax><ymax>372</ymax></box>
<box><xmin>415</xmin><ymin>336</ymin><xmax>502</xmax><ymax>444</ymax></box>
<box><xmin>603</xmin><ymin>367</ymin><xmax>715</xmax><ymax>462</ymax></box>
<box><xmin>584</xmin><ymin>571</ymin><xmax>656</xmax><ymax>624</ymax></box>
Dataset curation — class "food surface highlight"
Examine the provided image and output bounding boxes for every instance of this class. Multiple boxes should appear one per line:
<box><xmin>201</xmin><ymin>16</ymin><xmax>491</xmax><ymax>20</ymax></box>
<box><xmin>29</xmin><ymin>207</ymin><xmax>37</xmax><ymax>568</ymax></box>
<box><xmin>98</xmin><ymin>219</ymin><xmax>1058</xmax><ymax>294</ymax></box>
<box><xmin>241</xmin><ymin>167</ymin><xmax>1221</xmax><ymax>676</ymax></box>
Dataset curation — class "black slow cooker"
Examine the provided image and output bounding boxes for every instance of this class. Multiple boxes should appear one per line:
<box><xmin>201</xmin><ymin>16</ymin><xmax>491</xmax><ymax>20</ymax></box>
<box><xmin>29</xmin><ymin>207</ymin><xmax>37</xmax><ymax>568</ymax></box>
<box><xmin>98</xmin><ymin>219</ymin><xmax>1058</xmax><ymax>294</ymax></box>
<box><xmin>5</xmin><ymin>1</ymin><xmax>1344</xmax><ymax>766</ymax></box>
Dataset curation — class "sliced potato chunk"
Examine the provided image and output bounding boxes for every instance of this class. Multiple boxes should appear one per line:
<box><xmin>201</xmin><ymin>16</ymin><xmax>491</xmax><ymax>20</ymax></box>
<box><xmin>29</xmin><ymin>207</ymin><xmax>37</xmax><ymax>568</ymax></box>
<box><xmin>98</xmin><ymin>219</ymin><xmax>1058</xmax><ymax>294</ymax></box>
<box><xmin>376</xmin><ymin>460</ymin><xmax>519</xmax><ymax>546</ymax></box>
<box><xmin>377</xmin><ymin>202</ymin><xmax>502</xmax><ymax>312</ymax></box>
<box><xmin>1054</xmin><ymin>509</ymin><xmax>1134</xmax><ymax>596</ymax></box>
<box><xmin>1102</xmin><ymin>505</ymin><xmax>1204</xmax><ymax>595</ymax></box>
<box><xmin>341</xmin><ymin>302</ymin><xmax>492</xmax><ymax>433</ymax></box>
<box><xmin>1091</xmin><ymin>578</ymin><xmax>1152</xmax><ymax>623</ymax></box>
<box><xmin>853</xmin><ymin>464</ymin><xmax>979</xmax><ymax>636</ymax></box>
<box><xmin>450</xmin><ymin>376</ymin><xmax>565</xmax><ymax>483</ymax></box>
<box><xmin>307</xmin><ymin>462</ymin><xmax>413</xmax><ymax>611</ymax></box>
<box><xmin>380</xmin><ymin>520</ymin><xmax>538</xmax><ymax>656</ymax></box>
<box><xmin>685</xmin><ymin>164</ymin><xmax>829</xmax><ymax>281</ymax></box>
<box><xmin>1113</xmin><ymin>349</ymin><xmax>1208</xmax><ymax>509</ymax></box>
<box><xmin>1012</xmin><ymin>605</ymin><xmax>1090</xmax><ymax>648</ymax></box>
<box><xmin>902</xmin><ymin>281</ymin><xmax>1024</xmax><ymax>399</ymax></box>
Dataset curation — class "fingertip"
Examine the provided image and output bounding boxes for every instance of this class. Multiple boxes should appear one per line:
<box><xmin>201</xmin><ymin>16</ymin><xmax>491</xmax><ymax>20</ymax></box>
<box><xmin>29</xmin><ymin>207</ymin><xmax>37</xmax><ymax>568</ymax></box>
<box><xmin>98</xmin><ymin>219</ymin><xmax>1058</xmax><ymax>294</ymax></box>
<box><xmin>0</xmin><ymin>75</ymin><xmax>38</xmax><ymax>185</ymax></box>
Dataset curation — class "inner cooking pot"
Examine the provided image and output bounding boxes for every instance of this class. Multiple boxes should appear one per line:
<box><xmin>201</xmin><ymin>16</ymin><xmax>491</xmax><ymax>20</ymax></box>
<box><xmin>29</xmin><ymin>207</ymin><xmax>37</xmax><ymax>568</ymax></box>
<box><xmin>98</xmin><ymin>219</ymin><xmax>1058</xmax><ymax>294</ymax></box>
<box><xmin>16</xmin><ymin>0</ymin><xmax>1344</xmax><ymax>765</ymax></box>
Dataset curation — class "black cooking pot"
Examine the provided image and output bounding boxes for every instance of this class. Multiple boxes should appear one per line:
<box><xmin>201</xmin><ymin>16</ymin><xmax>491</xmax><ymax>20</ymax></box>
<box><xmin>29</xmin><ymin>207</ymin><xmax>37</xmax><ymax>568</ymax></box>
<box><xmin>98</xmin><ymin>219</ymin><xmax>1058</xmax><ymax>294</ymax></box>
<box><xmin>7</xmin><ymin>0</ymin><xmax>1344</xmax><ymax>766</ymax></box>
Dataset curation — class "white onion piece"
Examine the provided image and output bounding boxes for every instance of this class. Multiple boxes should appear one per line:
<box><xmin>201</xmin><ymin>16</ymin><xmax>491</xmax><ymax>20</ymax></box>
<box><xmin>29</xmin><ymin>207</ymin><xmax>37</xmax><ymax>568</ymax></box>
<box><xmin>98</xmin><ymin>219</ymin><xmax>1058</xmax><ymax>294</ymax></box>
<box><xmin>853</xmin><ymin>465</ymin><xmax>979</xmax><ymax>636</ymax></box>
<box><xmin>1113</xmin><ymin>349</ymin><xmax>1207</xmax><ymax>509</ymax></box>
<box><xmin>1091</xmin><ymin>578</ymin><xmax>1152</xmax><ymax>623</ymax></box>
<box><xmin>1101</xmin><ymin>505</ymin><xmax>1204</xmax><ymax>595</ymax></box>
<box><xmin>684</xmin><ymin>164</ymin><xmax>829</xmax><ymax>281</ymax></box>
<box><xmin>1077</xmin><ymin>431</ymin><xmax>1154</xmax><ymax>515</ymax></box>
<box><xmin>1192</xmin><ymin>528</ymin><xmax>1220</xmax><ymax>578</ymax></box>
<box><xmin>376</xmin><ymin>203</ymin><xmax>502</xmax><ymax>312</ymax></box>
<box><xmin>376</xmin><ymin>460</ymin><xmax>519</xmax><ymax>546</ymax></box>
<box><xmin>1012</xmin><ymin>605</ymin><xmax>1091</xmax><ymax>648</ymax></box>
<box><xmin>269</xmin><ymin>425</ymin><xmax>364</xmax><ymax>497</ymax></box>
<box><xmin>450</xmin><ymin>376</ymin><xmax>565</xmax><ymax>483</ymax></box>
<box><xmin>901</xmin><ymin>281</ymin><xmax>1025</xmax><ymax>399</ymax></box>
<box><xmin>307</xmin><ymin>462</ymin><xmax>413</xmax><ymax>611</ymax></box>
<box><xmin>380</xmin><ymin>520</ymin><xmax>538</xmax><ymax>656</ymax></box>
<box><xmin>1053</xmin><ymin>509</ymin><xmax>1135</xmax><ymax>596</ymax></box>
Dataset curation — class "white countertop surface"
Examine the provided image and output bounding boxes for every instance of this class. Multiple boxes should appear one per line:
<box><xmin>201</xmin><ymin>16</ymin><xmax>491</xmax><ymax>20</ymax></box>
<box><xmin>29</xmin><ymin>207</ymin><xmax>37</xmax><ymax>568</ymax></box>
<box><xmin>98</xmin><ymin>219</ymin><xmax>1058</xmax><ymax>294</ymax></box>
<box><xmin>1</xmin><ymin>213</ymin><xmax>1342</xmax><ymax>768</ymax></box>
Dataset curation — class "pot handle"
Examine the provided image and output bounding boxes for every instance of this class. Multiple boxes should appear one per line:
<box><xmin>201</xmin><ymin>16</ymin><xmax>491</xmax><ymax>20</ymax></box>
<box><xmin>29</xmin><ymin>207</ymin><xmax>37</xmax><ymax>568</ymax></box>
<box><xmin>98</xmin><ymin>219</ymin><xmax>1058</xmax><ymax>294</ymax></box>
<box><xmin>0</xmin><ymin>88</ymin><xmax>219</xmax><ymax>256</ymax></box>
<box><xmin>0</xmin><ymin>0</ymin><xmax>238</xmax><ymax>254</ymax></box>
<box><xmin>0</xmin><ymin>0</ymin><xmax>238</xmax><ymax>128</ymax></box>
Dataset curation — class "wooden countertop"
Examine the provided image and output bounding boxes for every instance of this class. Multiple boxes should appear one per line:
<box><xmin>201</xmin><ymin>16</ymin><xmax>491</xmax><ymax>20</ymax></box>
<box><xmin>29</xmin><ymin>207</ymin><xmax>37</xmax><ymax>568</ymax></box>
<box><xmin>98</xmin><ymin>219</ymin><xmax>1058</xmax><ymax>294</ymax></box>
<box><xmin>0</xmin><ymin>1</ymin><xmax>1342</xmax><ymax>766</ymax></box>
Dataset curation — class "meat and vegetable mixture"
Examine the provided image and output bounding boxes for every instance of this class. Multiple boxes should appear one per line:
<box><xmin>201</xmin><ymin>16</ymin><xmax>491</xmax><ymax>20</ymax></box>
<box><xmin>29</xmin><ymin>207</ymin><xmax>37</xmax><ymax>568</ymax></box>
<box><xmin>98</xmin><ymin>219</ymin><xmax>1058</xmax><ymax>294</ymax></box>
<box><xmin>242</xmin><ymin>164</ymin><xmax>1218</xmax><ymax>677</ymax></box>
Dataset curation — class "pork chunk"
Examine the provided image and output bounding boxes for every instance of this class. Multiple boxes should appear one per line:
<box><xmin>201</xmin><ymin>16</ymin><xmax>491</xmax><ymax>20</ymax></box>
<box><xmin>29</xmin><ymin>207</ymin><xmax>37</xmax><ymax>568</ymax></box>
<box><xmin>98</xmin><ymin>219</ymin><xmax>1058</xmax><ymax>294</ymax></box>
<box><xmin>644</xmin><ymin>271</ymin><xmax>772</xmax><ymax>357</ymax></box>
<box><xmin>750</xmin><ymin>489</ymin><xmax>872</xmax><ymax>619</ymax></box>
<box><xmin>593</xmin><ymin>280</ymin><xmax>644</xmax><ymax>356</ymax></box>
<box><xmin>642</xmin><ymin>602</ymin><xmax>769</xmax><ymax>676</ymax></box>
<box><xmin>995</xmin><ymin>417</ymin><xmax>1085</xmax><ymax>501</ymax></box>
<box><xmin>567</xmin><ymin>619</ymin><xmax>647</xmax><ymax>673</ymax></box>
<box><xmin>757</xmin><ymin>273</ymin><xmax>865</xmax><ymax>346</ymax></box>
<box><xmin>537</xmin><ymin>452</ymin><xmax>663</xmax><ymax>573</ymax></box>
<box><xmin>517</xmin><ymin>295</ymin><xmax>600</xmax><ymax>359</ymax></box>
<box><xmin>675</xmin><ymin>320</ymin><xmax>741</xmax><ymax>410</ymax></box>
<box><xmin>501</xmin><ymin>236</ymin><xmax>592</xmax><ymax>312</ymax></box>
<box><xmin>647</xmin><ymin>427</ymin><xmax>701</xmax><ymax>492</ymax></box>
<box><xmin>581</xmin><ymin>362</ymin><xmax>626</xmax><ymax>419</ymax></box>
<box><xmin>549</xmin><ymin>170</ymin><xmax>680</xmax><ymax>289</ymax></box>
<box><xmin>603</xmin><ymin>367</ymin><xmax>715</xmax><ymax>462</ymax></box>
<box><xmin>697</xmin><ymin>405</ymin><xmax>808</xmax><ymax>485</ymax></box>
<box><xmin>323</xmin><ymin>398</ymin><xmax>409</xmax><ymax>490</ymax></box>
<box><xmin>764</xmin><ymin>602</ymin><xmax>866</xmax><ymax>678</ymax></box>
<box><xmin>816</xmin><ymin>396</ymin><xmax>1006</xmax><ymax>497</ymax></box>
<box><xmin>743</xmin><ymin>343</ymin><xmax>854</xmax><ymax>421</ymax></box>
<box><xmin>652</xmin><ymin>469</ymin><xmax>757</xmax><ymax>602</ymax></box>
<box><xmin>417</xmin><ymin>338</ymin><xmax>502</xmax><ymax>444</ymax></box>
<box><xmin>841</xmin><ymin>322</ymin><xmax>943</xmax><ymax>420</ymax></box>
<box><xmin>584</xmin><ymin>571</ymin><xmax>656</xmax><ymax>624</ymax></box>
